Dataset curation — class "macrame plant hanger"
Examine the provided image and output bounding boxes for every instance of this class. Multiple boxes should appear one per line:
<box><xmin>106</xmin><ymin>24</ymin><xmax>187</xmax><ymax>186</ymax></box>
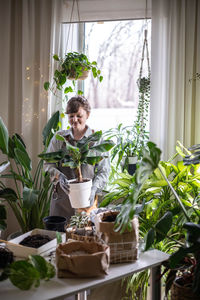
<box><xmin>134</xmin><ymin>0</ymin><xmax>151</xmax><ymax>156</ymax></box>
<box><xmin>65</xmin><ymin>0</ymin><xmax>81</xmax><ymax>52</ymax></box>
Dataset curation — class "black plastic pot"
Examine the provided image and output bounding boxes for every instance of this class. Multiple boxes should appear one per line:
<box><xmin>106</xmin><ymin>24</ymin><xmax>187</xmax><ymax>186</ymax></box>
<box><xmin>43</xmin><ymin>216</ymin><xmax>67</xmax><ymax>232</ymax></box>
<box><xmin>128</xmin><ymin>163</ymin><xmax>137</xmax><ymax>175</ymax></box>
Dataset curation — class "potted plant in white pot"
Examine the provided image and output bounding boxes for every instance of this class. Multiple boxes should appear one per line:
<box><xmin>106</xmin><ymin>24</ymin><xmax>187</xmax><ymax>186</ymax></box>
<box><xmin>38</xmin><ymin>130</ymin><xmax>114</xmax><ymax>208</ymax></box>
<box><xmin>44</xmin><ymin>52</ymin><xmax>103</xmax><ymax>98</ymax></box>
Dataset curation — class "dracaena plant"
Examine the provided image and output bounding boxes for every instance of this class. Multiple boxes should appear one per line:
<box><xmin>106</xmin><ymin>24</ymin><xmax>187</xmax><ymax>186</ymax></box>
<box><xmin>44</xmin><ymin>52</ymin><xmax>103</xmax><ymax>98</ymax></box>
<box><xmin>0</xmin><ymin>111</ymin><xmax>60</xmax><ymax>233</ymax></box>
<box><xmin>38</xmin><ymin>130</ymin><xmax>115</xmax><ymax>183</ymax></box>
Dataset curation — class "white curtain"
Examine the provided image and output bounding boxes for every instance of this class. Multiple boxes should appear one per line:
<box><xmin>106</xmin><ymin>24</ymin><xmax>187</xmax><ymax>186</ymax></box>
<box><xmin>150</xmin><ymin>0</ymin><xmax>200</xmax><ymax>160</ymax></box>
<box><xmin>0</xmin><ymin>0</ymin><xmax>63</xmax><ymax>236</ymax></box>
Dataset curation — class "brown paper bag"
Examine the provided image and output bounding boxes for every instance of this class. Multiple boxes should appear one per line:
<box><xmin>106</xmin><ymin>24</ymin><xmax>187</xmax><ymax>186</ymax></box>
<box><xmin>94</xmin><ymin>211</ymin><xmax>139</xmax><ymax>263</ymax></box>
<box><xmin>56</xmin><ymin>241</ymin><xmax>110</xmax><ymax>278</ymax></box>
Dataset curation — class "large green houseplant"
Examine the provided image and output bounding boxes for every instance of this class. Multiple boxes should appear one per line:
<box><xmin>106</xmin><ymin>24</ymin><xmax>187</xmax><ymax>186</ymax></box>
<box><xmin>44</xmin><ymin>52</ymin><xmax>103</xmax><ymax>97</ymax></box>
<box><xmin>0</xmin><ymin>112</ymin><xmax>60</xmax><ymax>233</ymax></box>
<box><xmin>39</xmin><ymin>130</ymin><xmax>114</xmax><ymax>208</ymax></box>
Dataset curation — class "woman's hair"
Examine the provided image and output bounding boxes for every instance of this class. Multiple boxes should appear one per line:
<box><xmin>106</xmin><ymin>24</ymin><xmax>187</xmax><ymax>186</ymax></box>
<box><xmin>66</xmin><ymin>96</ymin><xmax>91</xmax><ymax>114</ymax></box>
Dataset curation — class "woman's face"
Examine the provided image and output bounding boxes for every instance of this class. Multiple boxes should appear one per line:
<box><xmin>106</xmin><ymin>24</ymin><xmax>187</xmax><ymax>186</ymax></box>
<box><xmin>68</xmin><ymin>106</ymin><xmax>89</xmax><ymax>132</ymax></box>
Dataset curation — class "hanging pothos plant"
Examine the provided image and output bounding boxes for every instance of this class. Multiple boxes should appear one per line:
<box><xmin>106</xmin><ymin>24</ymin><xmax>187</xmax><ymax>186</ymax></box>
<box><xmin>44</xmin><ymin>52</ymin><xmax>103</xmax><ymax>98</ymax></box>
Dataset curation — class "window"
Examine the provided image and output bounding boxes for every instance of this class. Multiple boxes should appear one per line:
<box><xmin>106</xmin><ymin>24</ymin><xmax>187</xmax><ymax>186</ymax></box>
<box><xmin>62</xmin><ymin>19</ymin><xmax>151</xmax><ymax>131</ymax></box>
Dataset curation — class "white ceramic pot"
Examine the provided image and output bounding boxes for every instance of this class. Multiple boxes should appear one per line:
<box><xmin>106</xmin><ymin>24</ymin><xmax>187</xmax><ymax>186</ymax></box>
<box><xmin>68</xmin><ymin>178</ymin><xmax>92</xmax><ymax>208</ymax></box>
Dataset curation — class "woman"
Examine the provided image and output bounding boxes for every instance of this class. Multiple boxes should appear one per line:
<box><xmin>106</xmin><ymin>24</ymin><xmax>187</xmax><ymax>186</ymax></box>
<box><xmin>45</xmin><ymin>96</ymin><xmax>110</xmax><ymax>222</ymax></box>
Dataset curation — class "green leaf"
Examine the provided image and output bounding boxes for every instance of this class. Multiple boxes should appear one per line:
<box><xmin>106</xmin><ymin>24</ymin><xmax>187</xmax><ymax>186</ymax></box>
<box><xmin>29</xmin><ymin>255</ymin><xmax>55</xmax><ymax>280</ymax></box>
<box><xmin>155</xmin><ymin>212</ymin><xmax>173</xmax><ymax>242</ymax></box>
<box><xmin>14</xmin><ymin>148</ymin><xmax>32</xmax><ymax>171</ymax></box>
<box><xmin>64</xmin><ymin>86</ymin><xmax>73</xmax><ymax>94</ymax></box>
<box><xmin>62</xmin><ymin>160</ymin><xmax>77</xmax><ymax>168</ymax></box>
<box><xmin>44</xmin><ymin>82</ymin><xmax>50</xmax><ymax>91</ymax></box>
<box><xmin>144</xmin><ymin>228</ymin><xmax>155</xmax><ymax>251</ymax></box>
<box><xmin>38</xmin><ymin>150</ymin><xmax>64</xmax><ymax>162</ymax></box>
<box><xmin>53</xmin><ymin>54</ymin><xmax>59</xmax><ymax>61</ymax></box>
<box><xmin>0</xmin><ymin>188</ymin><xmax>18</xmax><ymax>201</ymax></box>
<box><xmin>0</xmin><ymin>219</ymin><xmax>7</xmax><ymax>230</ymax></box>
<box><xmin>0</xmin><ymin>204</ymin><xmax>6</xmax><ymax>219</ymax></box>
<box><xmin>13</xmin><ymin>134</ymin><xmax>27</xmax><ymax>153</ymax></box>
<box><xmin>99</xmin><ymin>75</ymin><xmax>103</xmax><ymax>82</ymax></box>
<box><xmin>85</xmin><ymin>156</ymin><xmax>103</xmax><ymax>165</ymax></box>
<box><xmin>90</xmin><ymin>140</ymin><xmax>115</xmax><ymax>152</ymax></box>
<box><xmin>23</xmin><ymin>187</ymin><xmax>39</xmax><ymax>210</ymax></box>
<box><xmin>56</xmin><ymin>232</ymin><xmax>62</xmax><ymax>244</ymax></box>
<box><xmin>78</xmin><ymin>90</ymin><xmax>83</xmax><ymax>95</ymax></box>
<box><xmin>55</xmin><ymin>134</ymin><xmax>65</xmax><ymax>142</ymax></box>
<box><xmin>42</xmin><ymin>111</ymin><xmax>60</xmax><ymax>147</ymax></box>
<box><xmin>0</xmin><ymin>117</ymin><xmax>9</xmax><ymax>154</ymax></box>
<box><xmin>9</xmin><ymin>260</ymin><xmax>40</xmax><ymax>290</ymax></box>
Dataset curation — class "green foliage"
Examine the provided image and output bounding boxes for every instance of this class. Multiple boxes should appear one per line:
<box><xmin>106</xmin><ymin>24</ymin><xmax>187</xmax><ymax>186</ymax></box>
<box><xmin>44</xmin><ymin>52</ymin><xmax>103</xmax><ymax>97</ymax></box>
<box><xmin>0</xmin><ymin>112</ymin><xmax>60</xmax><ymax>232</ymax></box>
<box><xmin>103</xmin><ymin>76</ymin><xmax>150</xmax><ymax>174</ymax></box>
<box><xmin>69</xmin><ymin>212</ymin><xmax>90</xmax><ymax>228</ymax></box>
<box><xmin>39</xmin><ymin>130</ymin><xmax>115</xmax><ymax>182</ymax></box>
<box><xmin>111</xmin><ymin>142</ymin><xmax>161</xmax><ymax>232</ymax></box>
<box><xmin>0</xmin><ymin>255</ymin><xmax>55</xmax><ymax>290</ymax></box>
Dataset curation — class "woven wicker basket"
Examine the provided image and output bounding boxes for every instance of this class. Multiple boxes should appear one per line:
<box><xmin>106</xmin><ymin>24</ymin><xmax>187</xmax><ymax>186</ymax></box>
<box><xmin>171</xmin><ymin>278</ymin><xmax>200</xmax><ymax>300</ymax></box>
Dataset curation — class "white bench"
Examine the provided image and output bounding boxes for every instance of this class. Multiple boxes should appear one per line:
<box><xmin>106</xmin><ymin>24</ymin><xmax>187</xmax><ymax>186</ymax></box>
<box><xmin>0</xmin><ymin>249</ymin><xmax>169</xmax><ymax>300</ymax></box>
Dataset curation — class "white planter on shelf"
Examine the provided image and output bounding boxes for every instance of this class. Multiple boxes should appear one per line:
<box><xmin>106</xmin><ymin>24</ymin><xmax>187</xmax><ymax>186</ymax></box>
<box><xmin>68</xmin><ymin>178</ymin><xmax>92</xmax><ymax>208</ymax></box>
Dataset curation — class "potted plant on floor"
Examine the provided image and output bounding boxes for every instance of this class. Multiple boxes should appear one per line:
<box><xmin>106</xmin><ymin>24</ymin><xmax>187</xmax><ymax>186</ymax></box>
<box><xmin>38</xmin><ymin>130</ymin><xmax>114</xmax><ymax>208</ymax></box>
<box><xmin>44</xmin><ymin>52</ymin><xmax>103</xmax><ymax>98</ymax></box>
<box><xmin>0</xmin><ymin>112</ymin><xmax>60</xmax><ymax>233</ymax></box>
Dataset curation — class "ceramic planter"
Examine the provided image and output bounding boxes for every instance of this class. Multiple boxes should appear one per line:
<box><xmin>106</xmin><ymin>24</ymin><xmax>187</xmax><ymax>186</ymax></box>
<box><xmin>68</xmin><ymin>178</ymin><xmax>92</xmax><ymax>208</ymax></box>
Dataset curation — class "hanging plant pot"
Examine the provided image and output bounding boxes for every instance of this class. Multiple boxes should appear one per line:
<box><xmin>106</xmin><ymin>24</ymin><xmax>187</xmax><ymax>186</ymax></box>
<box><xmin>171</xmin><ymin>277</ymin><xmax>200</xmax><ymax>300</ymax></box>
<box><xmin>68</xmin><ymin>178</ymin><xmax>92</xmax><ymax>208</ymax></box>
<box><xmin>122</xmin><ymin>156</ymin><xmax>138</xmax><ymax>175</ymax></box>
<box><xmin>68</xmin><ymin>69</ymin><xmax>90</xmax><ymax>81</ymax></box>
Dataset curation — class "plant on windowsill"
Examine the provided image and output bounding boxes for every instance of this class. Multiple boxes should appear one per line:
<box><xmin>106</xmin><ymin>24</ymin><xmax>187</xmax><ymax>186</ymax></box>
<box><xmin>0</xmin><ymin>112</ymin><xmax>60</xmax><ymax>233</ymax></box>
<box><xmin>38</xmin><ymin>131</ymin><xmax>114</xmax><ymax>209</ymax></box>
<box><xmin>44</xmin><ymin>52</ymin><xmax>103</xmax><ymax>98</ymax></box>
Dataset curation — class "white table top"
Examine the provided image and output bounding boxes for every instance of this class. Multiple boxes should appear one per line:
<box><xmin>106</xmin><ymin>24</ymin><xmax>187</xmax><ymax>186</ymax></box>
<box><xmin>0</xmin><ymin>249</ymin><xmax>169</xmax><ymax>300</ymax></box>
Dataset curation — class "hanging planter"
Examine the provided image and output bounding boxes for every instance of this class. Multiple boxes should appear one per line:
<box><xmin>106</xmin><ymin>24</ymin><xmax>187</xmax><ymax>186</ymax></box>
<box><xmin>44</xmin><ymin>52</ymin><xmax>103</xmax><ymax>96</ymax></box>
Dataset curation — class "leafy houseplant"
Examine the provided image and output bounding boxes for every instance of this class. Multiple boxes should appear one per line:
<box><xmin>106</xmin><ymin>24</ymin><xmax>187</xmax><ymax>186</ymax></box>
<box><xmin>0</xmin><ymin>112</ymin><xmax>60</xmax><ymax>233</ymax></box>
<box><xmin>44</xmin><ymin>52</ymin><xmax>103</xmax><ymax>97</ymax></box>
<box><xmin>0</xmin><ymin>254</ymin><xmax>55</xmax><ymax>290</ymax></box>
<box><xmin>39</xmin><ymin>130</ymin><xmax>114</xmax><ymax>183</ymax></box>
<box><xmin>39</xmin><ymin>130</ymin><xmax>114</xmax><ymax>208</ymax></box>
<box><xmin>103</xmin><ymin>76</ymin><xmax>150</xmax><ymax>176</ymax></box>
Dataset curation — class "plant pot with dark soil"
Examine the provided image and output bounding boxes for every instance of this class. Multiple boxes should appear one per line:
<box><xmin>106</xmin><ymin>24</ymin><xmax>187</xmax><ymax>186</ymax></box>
<box><xmin>94</xmin><ymin>210</ymin><xmax>139</xmax><ymax>263</ymax></box>
<box><xmin>43</xmin><ymin>216</ymin><xmax>67</xmax><ymax>232</ymax></box>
